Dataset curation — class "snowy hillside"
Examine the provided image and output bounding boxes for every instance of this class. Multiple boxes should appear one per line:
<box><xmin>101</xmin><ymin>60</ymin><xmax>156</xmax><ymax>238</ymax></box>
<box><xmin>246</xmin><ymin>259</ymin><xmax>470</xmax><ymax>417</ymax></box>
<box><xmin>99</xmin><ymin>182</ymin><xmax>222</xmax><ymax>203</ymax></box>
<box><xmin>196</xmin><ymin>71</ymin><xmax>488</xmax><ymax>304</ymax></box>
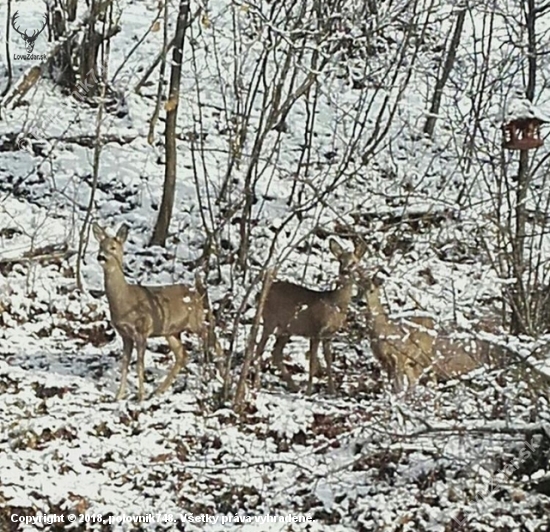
<box><xmin>0</xmin><ymin>0</ymin><xmax>550</xmax><ymax>530</ymax></box>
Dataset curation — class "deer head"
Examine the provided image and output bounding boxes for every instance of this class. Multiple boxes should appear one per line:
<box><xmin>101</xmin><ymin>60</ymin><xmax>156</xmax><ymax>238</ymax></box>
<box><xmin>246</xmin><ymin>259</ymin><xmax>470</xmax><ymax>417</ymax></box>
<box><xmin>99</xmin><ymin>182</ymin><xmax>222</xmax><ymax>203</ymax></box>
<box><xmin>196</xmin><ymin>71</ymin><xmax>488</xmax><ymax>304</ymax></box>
<box><xmin>12</xmin><ymin>11</ymin><xmax>48</xmax><ymax>54</ymax></box>
<box><xmin>329</xmin><ymin>238</ymin><xmax>368</xmax><ymax>278</ymax></box>
<box><xmin>92</xmin><ymin>223</ymin><xmax>128</xmax><ymax>273</ymax></box>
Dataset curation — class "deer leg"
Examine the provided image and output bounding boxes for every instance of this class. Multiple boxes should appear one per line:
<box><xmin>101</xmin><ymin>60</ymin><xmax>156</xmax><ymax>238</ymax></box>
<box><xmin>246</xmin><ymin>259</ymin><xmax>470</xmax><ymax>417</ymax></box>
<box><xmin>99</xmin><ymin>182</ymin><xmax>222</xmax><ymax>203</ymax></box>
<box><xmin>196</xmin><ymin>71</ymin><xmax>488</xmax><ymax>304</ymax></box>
<box><xmin>309</xmin><ymin>345</ymin><xmax>330</xmax><ymax>378</ymax></box>
<box><xmin>252</xmin><ymin>327</ymin><xmax>271</xmax><ymax>389</ymax></box>
<box><xmin>306</xmin><ymin>338</ymin><xmax>320</xmax><ymax>395</ymax></box>
<box><xmin>115</xmin><ymin>337</ymin><xmax>133</xmax><ymax>400</ymax></box>
<box><xmin>255</xmin><ymin>327</ymin><xmax>271</xmax><ymax>369</ymax></box>
<box><xmin>271</xmin><ymin>334</ymin><xmax>287</xmax><ymax>367</ymax></box>
<box><xmin>306</xmin><ymin>348</ymin><xmax>320</xmax><ymax>377</ymax></box>
<box><xmin>389</xmin><ymin>354</ymin><xmax>403</xmax><ymax>393</ymax></box>
<box><xmin>393</xmin><ymin>372</ymin><xmax>403</xmax><ymax>394</ymax></box>
<box><xmin>154</xmin><ymin>334</ymin><xmax>187</xmax><ymax>396</ymax></box>
<box><xmin>322</xmin><ymin>340</ymin><xmax>336</xmax><ymax>395</ymax></box>
<box><xmin>272</xmin><ymin>335</ymin><xmax>298</xmax><ymax>392</ymax></box>
<box><xmin>135</xmin><ymin>338</ymin><xmax>147</xmax><ymax>402</ymax></box>
<box><xmin>403</xmin><ymin>352</ymin><xmax>422</xmax><ymax>391</ymax></box>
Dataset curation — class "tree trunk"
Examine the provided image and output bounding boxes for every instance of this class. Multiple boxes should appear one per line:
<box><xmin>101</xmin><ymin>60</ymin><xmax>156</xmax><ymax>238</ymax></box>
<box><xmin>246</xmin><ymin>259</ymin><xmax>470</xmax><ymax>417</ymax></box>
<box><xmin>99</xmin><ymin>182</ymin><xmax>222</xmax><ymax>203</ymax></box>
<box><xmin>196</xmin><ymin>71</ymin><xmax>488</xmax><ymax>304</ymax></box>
<box><xmin>511</xmin><ymin>0</ymin><xmax>537</xmax><ymax>334</ymax></box>
<box><xmin>1</xmin><ymin>0</ymin><xmax>13</xmax><ymax>102</ymax></box>
<box><xmin>66</xmin><ymin>0</ymin><xmax>78</xmax><ymax>21</ymax></box>
<box><xmin>423</xmin><ymin>7</ymin><xmax>466</xmax><ymax>137</ymax></box>
<box><xmin>79</xmin><ymin>27</ymin><xmax>102</xmax><ymax>94</ymax></box>
<box><xmin>47</xmin><ymin>0</ymin><xmax>75</xmax><ymax>88</ymax></box>
<box><xmin>48</xmin><ymin>0</ymin><xmax>117</xmax><ymax>92</ymax></box>
<box><xmin>150</xmin><ymin>0</ymin><xmax>190</xmax><ymax>247</ymax></box>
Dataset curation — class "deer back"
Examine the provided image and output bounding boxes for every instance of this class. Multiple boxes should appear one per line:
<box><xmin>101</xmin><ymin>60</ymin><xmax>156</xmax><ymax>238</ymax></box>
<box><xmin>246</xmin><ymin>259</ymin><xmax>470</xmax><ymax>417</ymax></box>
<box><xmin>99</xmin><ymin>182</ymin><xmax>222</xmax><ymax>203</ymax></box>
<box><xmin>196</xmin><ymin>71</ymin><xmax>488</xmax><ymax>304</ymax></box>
<box><xmin>107</xmin><ymin>283</ymin><xmax>205</xmax><ymax>339</ymax></box>
<box><xmin>261</xmin><ymin>237</ymin><xmax>365</xmax><ymax>340</ymax></box>
<box><xmin>431</xmin><ymin>335</ymin><xmax>507</xmax><ymax>378</ymax></box>
<box><xmin>263</xmin><ymin>280</ymin><xmax>352</xmax><ymax>338</ymax></box>
<box><xmin>92</xmin><ymin>222</ymin><xmax>205</xmax><ymax>340</ymax></box>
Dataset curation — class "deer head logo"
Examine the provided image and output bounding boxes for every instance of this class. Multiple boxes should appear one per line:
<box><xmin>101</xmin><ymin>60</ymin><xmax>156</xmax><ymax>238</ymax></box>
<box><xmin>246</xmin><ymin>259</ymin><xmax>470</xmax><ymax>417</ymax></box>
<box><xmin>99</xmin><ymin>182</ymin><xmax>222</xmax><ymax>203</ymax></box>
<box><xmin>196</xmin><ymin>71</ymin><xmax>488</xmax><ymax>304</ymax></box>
<box><xmin>12</xmin><ymin>11</ymin><xmax>47</xmax><ymax>54</ymax></box>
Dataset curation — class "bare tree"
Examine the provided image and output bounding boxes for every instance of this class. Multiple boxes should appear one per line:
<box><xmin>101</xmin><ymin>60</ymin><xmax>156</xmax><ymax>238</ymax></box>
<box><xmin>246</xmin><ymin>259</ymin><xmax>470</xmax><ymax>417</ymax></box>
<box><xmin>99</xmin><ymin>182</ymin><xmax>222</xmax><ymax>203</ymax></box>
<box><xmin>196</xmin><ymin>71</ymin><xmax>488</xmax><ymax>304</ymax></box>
<box><xmin>509</xmin><ymin>0</ymin><xmax>538</xmax><ymax>334</ymax></box>
<box><xmin>1</xmin><ymin>0</ymin><xmax>13</xmax><ymax>103</ymax></box>
<box><xmin>75</xmin><ymin>1</ymin><xmax>114</xmax><ymax>289</ymax></box>
<box><xmin>459</xmin><ymin>0</ymin><xmax>550</xmax><ymax>334</ymax></box>
<box><xmin>147</xmin><ymin>0</ymin><xmax>169</xmax><ymax>145</ymax></box>
<box><xmin>423</xmin><ymin>5</ymin><xmax>467</xmax><ymax>138</ymax></box>
<box><xmin>150</xmin><ymin>0</ymin><xmax>191</xmax><ymax>247</ymax></box>
<box><xmin>47</xmin><ymin>0</ymin><xmax>118</xmax><ymax>93</ymax></box>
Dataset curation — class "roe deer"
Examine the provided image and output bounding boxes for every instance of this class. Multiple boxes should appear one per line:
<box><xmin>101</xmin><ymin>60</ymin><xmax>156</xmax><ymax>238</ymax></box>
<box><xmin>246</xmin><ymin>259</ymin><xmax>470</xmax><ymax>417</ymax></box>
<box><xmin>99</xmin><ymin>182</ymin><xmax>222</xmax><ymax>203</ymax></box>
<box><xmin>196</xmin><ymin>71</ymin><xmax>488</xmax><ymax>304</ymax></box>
<box><xmin>430</xmin><ymin>335</ymin><xmax>505</xmax><ymax>380</ymax></box>
<box><xmin>360</xmin><ymin>272</ymin><xmax>506</xmax><ymax>391</ymax></box>
<box><xmin>92</xmin><ymin>223</ymin><xmax>213</xmax><ymax>401</ymax></box>
<box><xmin>255</xmin><ymin>238</ymin><xmax>367</xmax><ymax>395</ymax></box>
<box><xmin>360</xmin><ymin>274</ymin><xmax>435</xmax><ymax>391</ymax></box>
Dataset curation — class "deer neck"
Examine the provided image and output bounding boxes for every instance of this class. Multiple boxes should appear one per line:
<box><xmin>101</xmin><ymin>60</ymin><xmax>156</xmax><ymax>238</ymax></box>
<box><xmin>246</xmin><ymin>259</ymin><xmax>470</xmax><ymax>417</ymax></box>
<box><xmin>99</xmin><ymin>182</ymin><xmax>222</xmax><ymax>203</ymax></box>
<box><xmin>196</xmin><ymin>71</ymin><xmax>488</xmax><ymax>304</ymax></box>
<box><xmin>102</xmin><ymin>260</ymin><xmax>132</xmax><ymax>315</ymax></box>
<box><xmin>334</xmin><ymin>274</ymin><xmax>354</xmax><ymax>309</ymax></box>
<box><xmin>365</xmin><ymin>287</ymin><xmax>391</xmax><ymax>333</ymax></box>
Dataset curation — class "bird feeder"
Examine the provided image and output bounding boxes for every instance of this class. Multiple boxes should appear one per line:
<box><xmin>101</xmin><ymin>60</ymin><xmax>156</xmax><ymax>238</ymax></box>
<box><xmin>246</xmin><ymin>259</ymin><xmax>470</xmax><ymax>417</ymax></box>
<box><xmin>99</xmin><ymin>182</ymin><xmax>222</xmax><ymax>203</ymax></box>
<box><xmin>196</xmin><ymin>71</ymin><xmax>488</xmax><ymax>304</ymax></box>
<box><xmin>502</xmin><ymin>97</ymin><xmax>548</xmax><ymax>151</ymax></box>
<box><xmin>502</xmin><ymin>118</ymin><xmax>544</xmax><ymax>150</ymax></box>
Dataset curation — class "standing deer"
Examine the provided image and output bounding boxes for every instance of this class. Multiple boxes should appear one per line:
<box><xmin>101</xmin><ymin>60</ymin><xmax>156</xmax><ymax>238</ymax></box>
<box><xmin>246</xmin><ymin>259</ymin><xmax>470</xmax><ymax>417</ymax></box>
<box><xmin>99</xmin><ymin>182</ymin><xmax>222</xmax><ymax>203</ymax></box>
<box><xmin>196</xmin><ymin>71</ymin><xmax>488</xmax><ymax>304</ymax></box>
<box><xmin>92</xmin><ymin>223</ymin><xmax>213</xmax><ymax>401</ymax></box>
<box><xmin>360</xmin><ymin>272</ymin><xmax>506</xmax><ymax>392</ymax></box>
<box><xmin>255</xmin><ymin>238</ymin><xmax>367</xmax><ymax>395</ymax></box>
<box><xmin>360</xmin><ymin>274</ymin><xmax>435</xmax><ymax>391</ymax></box>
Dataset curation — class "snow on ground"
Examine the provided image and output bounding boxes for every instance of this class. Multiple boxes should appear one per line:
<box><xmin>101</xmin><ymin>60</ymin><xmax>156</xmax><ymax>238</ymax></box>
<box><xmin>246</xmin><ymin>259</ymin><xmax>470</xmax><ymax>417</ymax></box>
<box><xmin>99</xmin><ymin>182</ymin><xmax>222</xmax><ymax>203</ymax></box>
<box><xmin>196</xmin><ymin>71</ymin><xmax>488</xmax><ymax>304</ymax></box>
<box><xmin>0</xmin><ymin>0</ymin><xmax>550</xmax><ymax>530</ymax></box>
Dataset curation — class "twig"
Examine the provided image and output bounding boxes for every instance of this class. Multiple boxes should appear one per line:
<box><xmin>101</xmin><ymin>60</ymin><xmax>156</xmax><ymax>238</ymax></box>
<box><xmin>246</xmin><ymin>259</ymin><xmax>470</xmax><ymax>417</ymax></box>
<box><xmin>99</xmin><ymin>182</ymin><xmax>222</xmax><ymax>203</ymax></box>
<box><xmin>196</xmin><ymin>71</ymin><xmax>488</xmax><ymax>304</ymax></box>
<box><xmin>111</xmin><ymin>3</ymin><xmax>165</xmax><ymax>83</ymax></box>
<box><xmin>233</xmin><ymin>268</ymin><xmax>276</xmax><ymax>407</ymax></box>
<box><xmin>147</xmin><ymin>0</ymin><xmax>169</xmax><ymax>144</ymax></box>
<box><xmin>171</xmin><ymin>458</ymin><xmax>314</xmax><ymax>475</ymax></box>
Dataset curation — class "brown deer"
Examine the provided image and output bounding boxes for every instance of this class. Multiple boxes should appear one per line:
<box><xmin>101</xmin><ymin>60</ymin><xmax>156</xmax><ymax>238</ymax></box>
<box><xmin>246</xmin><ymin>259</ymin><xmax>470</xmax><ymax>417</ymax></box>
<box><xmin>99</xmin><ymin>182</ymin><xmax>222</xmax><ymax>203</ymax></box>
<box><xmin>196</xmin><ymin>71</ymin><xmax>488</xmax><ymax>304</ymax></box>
<box><xmin>92</xmin><ymin>223</ymin><xmax>214</xmax><ymax>401</ymax></box>
<box><xmin>255</xmin><ymin>238</ymin><xmax>367</xmax><ymax>395</ymax></box>
<box><xmin>430</xmin><ymin>335</ymin><xmax>505</xmax><ymax>380</ymax></box>
<box><xmin>360</xmin><ymin>272</ymin><xmax>506</xmax><ymax>391</ymax></box>
<box><xmin>360</xmin><ymin>274</ymin><xmax>435</xmax><ymax>391</ymax></box>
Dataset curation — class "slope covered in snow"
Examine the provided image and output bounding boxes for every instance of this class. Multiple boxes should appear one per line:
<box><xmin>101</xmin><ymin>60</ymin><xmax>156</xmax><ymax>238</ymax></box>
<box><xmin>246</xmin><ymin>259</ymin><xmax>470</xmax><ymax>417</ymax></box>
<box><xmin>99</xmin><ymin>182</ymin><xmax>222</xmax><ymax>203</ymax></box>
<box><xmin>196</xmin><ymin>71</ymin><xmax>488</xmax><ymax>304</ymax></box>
<box><xmin>0</xmin><ymin>0</ymin><xmax>549</xmax><ymax>530</ymax></box>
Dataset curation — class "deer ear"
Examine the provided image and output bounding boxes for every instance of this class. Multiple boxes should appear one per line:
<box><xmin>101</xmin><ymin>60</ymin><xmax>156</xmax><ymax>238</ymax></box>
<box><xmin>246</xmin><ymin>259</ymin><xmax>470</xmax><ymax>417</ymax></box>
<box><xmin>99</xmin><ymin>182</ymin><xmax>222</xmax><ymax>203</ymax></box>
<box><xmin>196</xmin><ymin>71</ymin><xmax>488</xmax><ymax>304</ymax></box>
<box><xmin>354</xmin><ymin>240</ymin><xmax>368</xmax><ymax>259</ymax></box>
<box><xmin>116</xmin><ymin>224</ymin><xmax>129</xmax><ymax>243</ymax></box>
<box><xmin>329</xmin><ymin>238</ymin><xmax>344</xmax><ymax>258</ymax></box>
<box><xmin>372</xmin><ymin>274</ymin><xmax>385</xmax><ymax>288</ymax></box>
<box><xmin>92</xmin><ymin>223</ymin><xmax>106</xmax><ymax>243</ymax></box>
